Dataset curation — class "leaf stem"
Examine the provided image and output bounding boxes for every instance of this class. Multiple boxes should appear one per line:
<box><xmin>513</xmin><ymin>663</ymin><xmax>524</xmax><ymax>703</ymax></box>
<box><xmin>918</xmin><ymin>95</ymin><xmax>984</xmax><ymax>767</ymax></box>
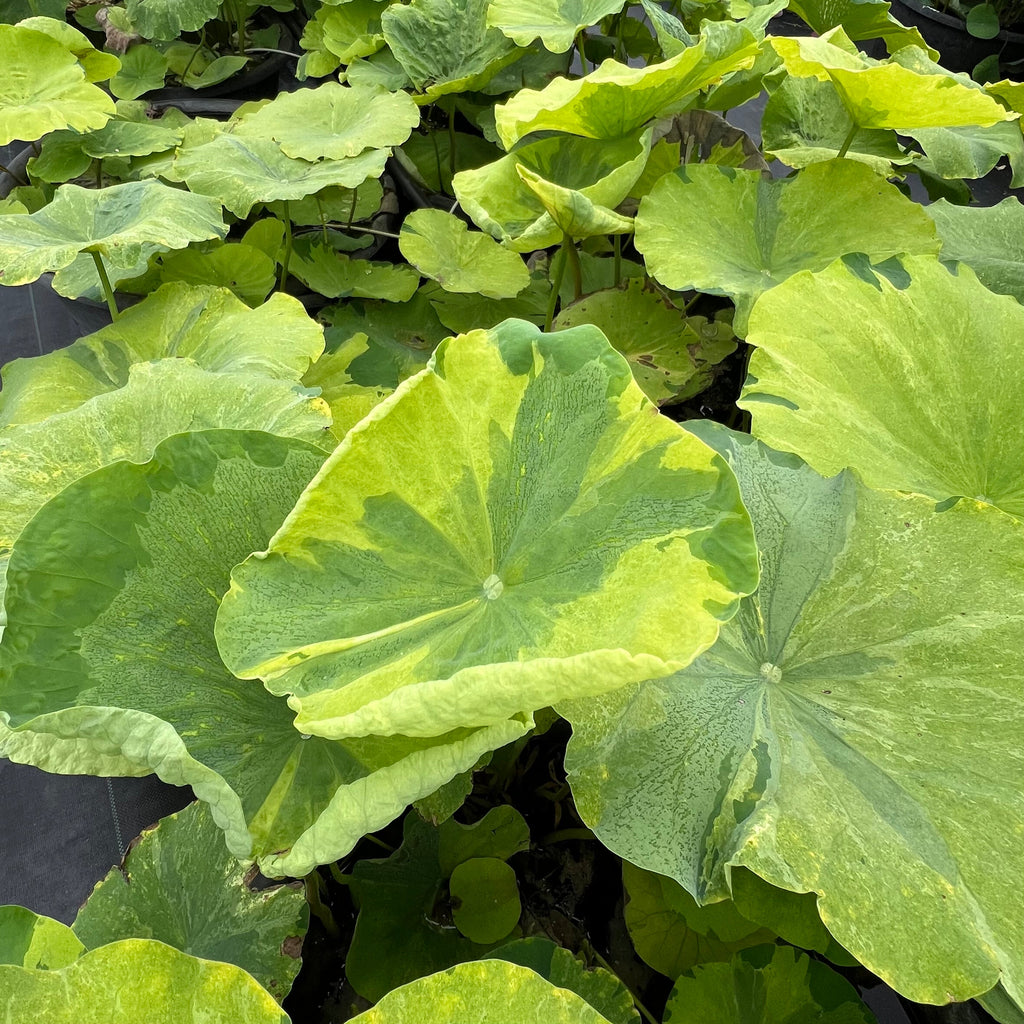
<box><xmin>545</xmin><ymin>243</ymin><xmax>568</xmax><ymax>331</ymax></box>
<box><xmin>447</xmin><ymin>103</ymin><xmax>457</xmax><ymax>189</ymax></box>
<box><xmin>836</xmin><ymin>122</ymin><xmax>859</xmax><ymax>159</ymax></box>
<box><xmin>279</xmin><ymin>199</ymin><xmax>293</xmax><ymax>292</ymax></box>
<box><xmin>575</xmin><ymin>29</ymin><xmax>588</xmax><ymax>72</ymax></box>
<box><xmin>324</xmin><ymin>222</ymin><xmax>401</xmax><ymax>239</ymax></box>
<box><xmin>583</xmin><ymin>942</ymin><xmax>659</xmax><ymax>1024</ymax></box>
<box><xmin>564</xmin><ymin>232</ymin><xmax>583</xmax><ymax>301</ymax></box>
<box><xmin>90</xmin><ymin>251</ymin><xmax>120</xmax><ymax>322</ymax></box>
<box><xmin>613</xmin><ymin>234</ymin><xmax>622</xmax><ymax>287</ymax></box>
<box><xmin>304</xmin><ymin>872</ymin><xmax>340</xmax><ymax>938</ymax></box>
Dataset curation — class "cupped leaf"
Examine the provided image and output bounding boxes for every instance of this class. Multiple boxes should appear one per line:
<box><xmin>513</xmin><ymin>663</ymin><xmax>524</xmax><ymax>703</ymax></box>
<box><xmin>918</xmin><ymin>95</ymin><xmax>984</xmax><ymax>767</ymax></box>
<box><xmin>156</xmin><ymin>243</ymin><xmax>277</xmax><ymax>307</ymax></box>
<box><xmin>234</xmin><ymin>83</ymin><xmax>419</xmax><ymax>162</ymax></box>
<box><xmin>0</xmin><ymin>180</ymin><xmax>226</xmax><ymax>286</ymax></box>
<box><xmin>785</xmin><ymin>0</ymin><xmax>935</xmax><ymax>55</ymax></box>
<box><xmin>516</xmin><ymin>165</ymin><xmax>634</xmax><ymax>237</ymax></box>
<box><xmin>635</xmin><ymin>159</ymin><xmax>939</xmax><ymax>331</ymax></box>
<box><xmin>78</xmin><ymin>118</ymin><xmax>184</xmax><ymax>159</ymax></box>
<box><xmin>0</xmin><ymin>938</ymin><xmax>288</xmax><ymax>1023</ymax></box>
<box><xmin>0</xmin><ymin>429</ymin><xmax>530</xmax><ymax>877</ymax></box>
<box><xmin>16</xmin><ymin>16</ymin><xmax>121</xmax><ymax>82</ymax></box>
<box><xmin>399</xmin><ymin>208</ymin><xmax>529</xmax><ymax>299</ymax></box>
<box><xmin>349</xmin><ymin>960</ymin><xmax>617</xmax><ymax>1023</ymax></box>
<box><xmin>486</xmin><ymin>0</ymin><xmax>625</xmax><ymax>52</ymax></box>
<box><xmin>0</xmin><ymin>907</ymin><xmax>84</xmax><ymax>970</ymax></box>
<box><xmin>381</xmin><ymin>0</ymin><xmax>520</xmax><ymax>101</ymax></box>
<box><xmin>125</xmin><ymin>0</ymin><xmax>220</xmax><ymax>40</ymax></box>
<box><xmin>423</xmin><ymin>274</ymin><xmax>550</xmax><ymax>334</ymax></box>
<box><xmin>741</xmin><ymin>255</ymin><xmax>1024</xmax><ymax>518</ymax></box>
<box><xmin>494</xmin><ymin>22</ymin><xmax>759</xmax><ymax>148</ymax></box>
<box><xmin>663</xmin><ymin>945</ymin><xmax>876</xmax><ymax>1023</ymax></box>
<box><xmin>0</xmin><ymin>23</ymin><xmax>115</xmax><ymax>145</ymax></box>
<box><xmin>109</xmin><ymin>44</ymin><xmax>169</xmax><ymax>100</ymax></box>
<box><xmin>291</xmin><ymin>245</ymin><xmax>420</xmax><ymax>302</ymax></box>
<box><xmin>303</xmin><ymin>0</ymin><xmax>386</xmax><ymax>65</ymax></box>
<box><xmin>215</xmin><ymin>319</ymin><xmax>758</xmax><ymax>742</ymax></box>
<box><xmin>562</xmin><ymin>425</ymin><xmax>1024</xmax><ymax>1005</ymax></box>
<box><xmin>903</xmin><ymin>121</ymin><xmax>1024</xmax><ymax>185</ymax></box>
<box><xmin>71</xmin><ymin>801</ymin><xmax>308</xmax><ymax>1000</ymax></box>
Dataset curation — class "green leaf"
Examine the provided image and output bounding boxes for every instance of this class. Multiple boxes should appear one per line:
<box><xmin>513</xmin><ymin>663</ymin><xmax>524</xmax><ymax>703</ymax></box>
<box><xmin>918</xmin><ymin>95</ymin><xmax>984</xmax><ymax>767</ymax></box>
<box><xmin>0</xmin><ymin>907</ymin><xmax>84</xmax><ymax>970</ymax></box>
<box><xmin>494</xmin><ymin>22</ymin><xmax>759</xmax><ymax>147</ymax></box>
<box><xmin>562</xmin><ymin>425</ymin><xmax>1024</xmax><ymax>1005</ymax></box>
<box><xmin>516</xmin><ymin>165</ymin><xmax>634</xmax><ymax>237</ymax></box>
<box><xmin>663</xmin><ymin>945</ymin><xmax>876</xmax><ymax>1023</ymax></box>
<box><xmin>215</xmin><ymin>319</ymin><xmax>758</xmax><ymax>741</ymax></box>
<box><xmin>0</xmin><ymin>429</ymin><xmax>530</xmax><ymax>877</ymax></box>
<box><xmin>167</xmin><ymin>134</ymin><xmax>388</xmax><ymax>218</ymax></box>
<box><xmin>401</xmin><ymin>130</ymin><xmax>502</xmax><ymax>194</ymax></box>
<box><xmin>181</xmin><ymin>53</ymin><xmax>248</xmax><ymax>89</ymax></box>
<box><xmin>0</xmin><ymin>22</ymin><xmax>115</xmax><ymax>145</ymax></box>
<box><xmin>0</xmin><ymin>180</ymin><xmax>226</xmax><ymax>286</ymax></box>
<box><xmin>741</xmin><ymin>255</ymin><xmax>1024</xmax><ymax>518</ymax></box>
<box><xmin>15</xmin><ymin>16</ymin><xmax>120</xmax><ymax>82</ymax></box>
<box><xmin>0</xmin><ymin>939</ymin><xmax>287</xmax><ymax>1022</ymax></box>
<box><xmin>785</xmin><ymin>0</ymin><xmax>937</xmax><ymax>55</ymax></box>
<box><xmin>450</xmin><ymin>858</ymin><xmax>521</xmax><ymax>943</ymax></box>
<box><xmin>928</xmin><ymin>197</ymin><xmax>1024</xmax><ymax>302</ymax></box>
<box><xmin>486</xmin><ymin>0</ymin><xmax>626</xmax><ymax>52</ymax></box>
<box><xmin>399</xmin><ymin>208</ymin><xmax>529</xmax><ymax>299</ymax></box>
<box><xmin>555</xmin><ymin>279</ymin><xmax>735</xmax><ymax>405</ymax></box>
<box><xmin>967</xmin><ymin>2</ymin><xmax>1000</xmax><ymax>37</ymax></box>
<box><xmin>291</xmin><ymin>243</ymin><xmax>420</xmax><ymax>301</ymax></box>
<box><xmin>109</xmin><ymin>44</ymin><xmax>168</xmax><ymax>100</ymax></box>
<box><xmin>453</xmin><ymin>130</ymin><xmax>652</xmax><ymax>252</ymax></box>
<box><xmin>979</xmin><ymin>985</ymin><xmax>1024</xmax><ymax>1024</ymax></box>
<box><xmin>71</xmin><ymin>802</ymin><xmax>307</xmax><ymax>1001</ymax></box>
<box><xmin>265</xmin><ymin>179</ymin><xmax>384</xmax><ymax>228</ymax></box>
<box><xmin>903</xmin><ymin>121</ymin><xmax>1024</xmax><ymax>184</ymax></box>
<box><xmin>125</xmin><ymin>0</ymin><xmax>220</xmax><ymax>40</ymax></box>
<box><xmin>381</xmin><ymin>0</ymin><xmax>520</xmax><ymax>101</ymax></box>
<box><xmin>156</xmin><ymin>243</ymin><xmax>277</xmax><ymax>307</ymax></box>
<box><xmin>635</xmin><ymin>160</ymin><xmax>940</xmax><ymax>332</ymax></box>
<box><xmin>349</xmin><ymin>960</ymin><xmax>618</xmax><ymax>1023</ymax></box>
<box><xmin>234</xmin><ymin>82</ymin><xmax>419</xmax><ymax>162</ymax></box>
<box><xmin>79</xmin><ymin>118</ymin><xmax>184</xmax><ymax>159</ymax></box>
<box><xmin>423</xmin><ymin>274</ymin><xmax>550</xmax><ymax>334</ymax></box>
<box><xmin>305</xmin><ymin>0</ymin><xmax>386</xmax><ymax>64</ymax></box>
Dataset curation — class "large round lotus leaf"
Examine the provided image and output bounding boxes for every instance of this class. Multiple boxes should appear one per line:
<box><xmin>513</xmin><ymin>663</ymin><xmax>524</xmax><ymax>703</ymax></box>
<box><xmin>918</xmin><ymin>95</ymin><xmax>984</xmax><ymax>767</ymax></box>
<box><xmin>0</xmin><ymin>283</ymin><xmax>324</xmax><ymax>428</ymax></box>
<box><xmin>635</xmin><ymin>159</ymin><xmax>940</xmax><ymax>332</ymax></box>
<box><xmin>515</xmin><ymin>166</ymin><xmax>634</xmax><ymax>238</ymax></box>
<box><xmin>0</xmin><ymin>907</ymin><xmax>84</xmax><ymax>970</ymax></box>
<box><xmin>349</xmin><ymin>960</ymin><xmax>617</xmax><ymax>1023</ymax></box>
<box><xmin>486</xmin><ymin>0</ymin><xmax>626</xmax><ymax>52</ymax></box>
<box><xmin>381</xmin><ymin>0</ymin><xmax>520</xmax><ymax>101</ymax></box>
<box><xmin>79</xmin><ymin>118</ymin><xmax>184</xmax><ymax>159</ymax></box>
<box><xmin>494</xmin><ymin>21</ymin><xmax>759</xmax><ymax>148</ymax></box>
<box><xmin>156</xmin><ymin>243</ymin><xmax>277</xmax><ymax>308</ymax></box>
<box><xmin>399</xmin><ymin>209</ymin><xmax>529</xmax><ymax>299</ymax></box>
<box><xmin>125</xmin><ymin>0</ymin><xmax>220</xmax><ymax>40</ymax></box>
<box><xmin>0</xmin><ymin>180</ymin><xmax>226</xmax><ymax>285</ymax></box>
<box><xmin>0</xmin><ymin>938</ymin><xmax>287</xmax><ymax>1023</ymax></box>
<box><xmin>771</xmin><ymin>31</ymin><xmax>1013</xmax><ymax>130</ymax></box>
<box><xmin>0</xmin><ymin>24</ymin><xmax>114</xmax><ymax>145</ymax></box>
<box><xmin>0</xmin><ymin>430</ymin><xmax>529</xmax><ymax>878</ymax></box>
<box><xmin>562</xmin><ymin>425</ymin><xmax>1024</xmax><ymax>1005</ymax></box>
<box><xmin>453</xmin><ymin>131</ymin><xmax>652</xmax><ymax>252</ymax></box>
<box><xmin>927</xmin><ymin>197</ymin><xmax>1024</xmax><ymax>303</ymax></box>
<box><xmin>15</xmin><ymin>16</ymin><xmax>121</xmax><ymax>82</ymax></box>
<box><xmin>663</xmin><ymin>945</ymin><xmax>875</xmax><ymax>1024</ymax></box>
<box><xmin>740</xmin><ymin>255</ymin><xmax>1024</xmax><ymax>519</ymax></box>
<box><xmin>71</xmin><ymin>801</ymin><xmax>307</xmax><ymax>1000</ymax></box>
<box><xmin>215</xmin><ymin>319</ymin><xmax>758</xmax><ymax>742</ymax></box>
<box><xmin>233</xmin><ymin>82</ymin><xmax>419</xmax><ymax>162</ymax></box>
<box><xmin>167</xmin><ymin>134</ymin><xmax>388</xmax><ymax>218</ymax></box>
<box><xmin>108</xmin><ymin>44</ymin><xmax>169</xmax><ymax>100</ymax></box>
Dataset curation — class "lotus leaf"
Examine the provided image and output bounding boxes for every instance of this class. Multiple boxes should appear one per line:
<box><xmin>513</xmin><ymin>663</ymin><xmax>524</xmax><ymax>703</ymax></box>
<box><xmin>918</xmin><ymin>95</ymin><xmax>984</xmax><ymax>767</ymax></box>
<box><xmin>71</xmin><ymin>801</ymin><xmax>307</xmax><ymax>999</ymax></box>
<box><xmin>0</xmin><ymin>906</ymin><xmax>84</xmax><ymax>969</ymax></box>
<box><xmin>0</xmin><ymin>23</ymin><xmax>115</xmax><ymax>145</ymax></box>
<box><xmin>449</xmin><ymin>858</ymin><xmax>520</xmax><ymax>943</ymax></box>
<box><xmin>125</xmin><ymin>0</ymin><xmax>221</xmax><ymax>40</ymax></box>
<box><xmin>0</xmin><ymin>429</ymin><xmax>529</xmax><ymax>877</ymax></box>
<box><xmin>0</xmin><ymin>180</ymin><xmax>226</xmax><ymax>286</ymax></box>
<box><xmin>423</xmin><ymin>274</ymin><xmax>550</xmax><ymax>334</ymax></box>
<box><xmin>639</xmin><ymin>0</ymin><xmax>693</xmax><ymax>56</ymax></box>
<box><xmin>305</xmin><ymin>0</ymin><xmax>386</xmax><ymax>64</ymax></box>
<box><xmin>904</xmin><ymin>122</ymin><xmax>1024</xmax><ymax>184</ymax></box>
<box><xmin>265</xmin><ymin>179</ymin><xmax>384</xmax><ymax>228</ymax></box>
<box><xmin>215</xmin><ymin>319</ymin><xmax>757</xmax><ymax>741</ymax></box>
<box><xmin>554</xmin><ymin>279</ymin><xmax>736</xmax><ymax>405</ymax></box>
<box><xmin>663</xmin><ymin>945</ymin><xmax>875</xmax><ymax>1023</ymax></box>
<box><xmin>78</xmin><ymin>118</ymin><xmax>184</xmax><ymax>159</ymax></box>
<box><xmin>494</xmin><ymin>22</ymin><xmax>759</xmax><ymax>148</ymax></box>
<box><xmin>15</xmin><ymin>16</ymin><xmax>121</xmax><ymax>81</ymax></box>
<box><xmin>290</xmin><ymin>244</ymin><xmax>420</xmax><ymax>302</ymax></box>
<box><xmin>381</xmin><ymin>0</ymin><xmax>520</xmax><ymax>101</ymax></box>
<box><xmin>562</xmin><ymin>425</ymin><xmax>1024</xmax><ymax>1004</ymax></box>
<box><xmin>516</xmin><ymin>165</ymin><xmax>634</xmax><ymax>237</ymax></box>
<box><xmin>740</xmin><ymin>255</ymin><xmax>1024</xmax><ymax>518</ymax></box>
<box><xmin>167</xmin><ymin>134</ymin><xmax>389</xmax><ymax>218</ymax></box>
<box><xmin>486</xmin><ymin>0</ymin><xmax>626</xmax><ymax>52</ymax></box>
<box><xmin>0</xmin><ymin>938</ymin><xmax>287</xmax><ymax>1023</ymax></box>
<box><xmin>109</xmin><ymin>44</ymin><xmax>169</xmax><ymax>100</ymax></box>
<box><xmin>634</xmin><ymin>160</ymin><xmax>940</xmax><ymax>331</ymax></box>
<box><xmin>453</xmin><ymin>130</ymin><xmax>652</xmax><ymax>252</ymax></box>
<box><xmin>233</xmin><ymin>83</ymin><xmax>419</xmax><ymax>162</ymax></box>
<box><xmin>399</xmin><ymin>208</ymin><xmax>529</xmax><ymax>299</ymax></box>
<box><xmin>927</xmin><ymin>197</ymin><xmax>1024</xmax><ymax>302</ymax></box>
<box><xmin>401</xmin><ymin>130</ymin><xmax>502</xmax><ymax>194</ymax></box>
<box><xmin>785</xmin><ymin>0</ymin><xmax>934</xmax><ymax>54</ymax></box>
<box><xmin>156</xmin><ymin>243</ymin><xmax>277</xmax><ymax>306</ymax></box>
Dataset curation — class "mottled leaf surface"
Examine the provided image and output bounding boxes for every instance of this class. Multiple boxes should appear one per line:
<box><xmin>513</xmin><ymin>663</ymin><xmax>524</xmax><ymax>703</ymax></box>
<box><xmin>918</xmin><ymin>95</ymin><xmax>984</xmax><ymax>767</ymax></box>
<box><xmin>0</xmin><ymin>907</ymin><xmax>84</xmax><ymax>970</ymax></box>
<box><xmin>486</xmin><ymin>0</ymin><xmax>626</xmax><ymax>52</ymax></box>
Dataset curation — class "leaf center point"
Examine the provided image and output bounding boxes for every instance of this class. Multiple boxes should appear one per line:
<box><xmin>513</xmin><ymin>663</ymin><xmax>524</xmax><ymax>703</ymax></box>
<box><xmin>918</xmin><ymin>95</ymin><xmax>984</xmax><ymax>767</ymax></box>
<box><xmin>482</xmin><ymin>573</ymin><xmax>504</xmax><ymax>600</ymax></box>
<box><xmin>759</xmin><ymin>662</ymin><xmax>783</xmax><ymax>683</ymax></box>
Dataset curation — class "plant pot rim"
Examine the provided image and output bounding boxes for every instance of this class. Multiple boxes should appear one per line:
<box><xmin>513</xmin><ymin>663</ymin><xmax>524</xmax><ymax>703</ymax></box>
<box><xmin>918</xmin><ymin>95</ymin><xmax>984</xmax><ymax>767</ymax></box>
<box><xmin>892</xmin><ymin>0</ymin><xmax>1024</xmax><ymax>45</ymax></box>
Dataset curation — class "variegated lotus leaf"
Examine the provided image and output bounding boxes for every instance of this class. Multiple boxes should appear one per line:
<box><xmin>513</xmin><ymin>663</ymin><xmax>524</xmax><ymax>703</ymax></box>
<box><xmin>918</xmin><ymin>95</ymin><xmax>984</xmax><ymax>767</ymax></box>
<box><xmin>125</xmin><ymin>0</ymin><xmax>220</xmax><ymax>40</ymax></box>
<box><xmin>740</xmin><ymin>255</ymin><xmax>1024</xmax><ymax>519</ymax></box>
<box><xmin>562</xmin><ymin>425</ymin><xmax>1024</xmax><ymax>1004</ymax></box>
<box><xmin>0</xmin><ymin>180</ymin><xmax>226</xmax><ymax>286</ymax></box>
<box><xmin>0</xmin><ymin>938</ymin><xmax>287</xmax><ymax>1023</ymax></box>
<box><xmin>0</xmin><ymin>282</ymin><xmax>325</xmax><ymax>428</ymax></box>
<box><xmin>515</xmin><ymin>166</ymin><xmax>634</xmax><ymax>238</ymax></box>
<box><xmin>785</xmin><ymin>0</ymin><xmax>935</xmax><ymax>54</ymax></box>
<box><xmin>72</xmin><ymin>801</ymin><xmax>307</xmax><ymax>1000</ymax></box>
<box><xmin>486</xmin><ymin>0</ymin><xmax>626</xmax><ymax>52</ymax></box>
<box><xmin>166</xmin><ymin>134</ymin><xmax>389</xmax><ymax>218</ymax></box>
<box><xmin>233</xmin><ymin>83</ymin><xmax>420</xmax><ymax>162</ymax></box>
<box><xmin>155</xmin><ymin>243</ymin><xmax>277</xmax><ymax>307</ymax></box>
<box><xmin>304</xmin><ymin>0</ymin><xmax>386</xmax><ymax>65</ymax></box>
<box><xmin>289</xmin><ymin>246</ymin><xmax>420</xmax><ymax>303</ymax></box>
<box><xmin>634</xmin><ymin>159</ymin><xmax>940</xmax><ymax>332</ymax></box>
<box><xmin>215</xmin><ymin>319</ymin><xmax>758</xmax><ymax>742</ymax></box>
<box><xmin>0</xmin><ymin>23</ymin><xmax>115</xmax><ymax>145</ymax></box>
<box><xmin>399</xmin><ymin>209</ymin><xmax>529</xmax><ymax>299</ymax></box>
<box><xmin>0</xmin><ymin>430</ymin><xmax>529</xmax><ymax>878</ymax></box>
<box><xmin>0</xmin><ymin>907</ymin><xmax>84</xmax><ymax>970</ymax></box>
<box><xmin>381</xmin><ymin>0</ymin><xmax>520</xmax><ymax>101</ymax></box>
<box><xmin>494</xmin><ymin>21</ymin><xmax>759</xmax><ymax>148</ymax></box>
<box><xmin>349</xmin><ymin>960</ymin><xmax>617</xmax><ymax>1024</ymax></box>
<box><xmin>15</xmin><ymin>16</ymin><xmax>121</xmax><ymax>82</ymax></box>
<box><xmin>453</xmin><ymin>130</ymin><xmax>652</xmax><ymax>252</ymax></box>
<box><xmin>904</xmin><ymin>122</ymin><xmax>1024</xmax><ymax>186</ymax></box>
<box><xmin>771</xmin><ymin>30</ymin><xmax>1014</xmax><ymax>130</ymax></box>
